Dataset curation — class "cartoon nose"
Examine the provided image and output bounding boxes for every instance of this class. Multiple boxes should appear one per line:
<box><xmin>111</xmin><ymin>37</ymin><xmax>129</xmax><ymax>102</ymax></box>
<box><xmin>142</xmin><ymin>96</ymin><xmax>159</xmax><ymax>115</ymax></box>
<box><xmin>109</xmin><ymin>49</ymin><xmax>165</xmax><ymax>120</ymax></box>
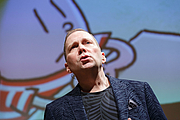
<box><xmin>79</xmin><ymin>45</ymin><xmax>86</xmax><ymax>55</ymax></box>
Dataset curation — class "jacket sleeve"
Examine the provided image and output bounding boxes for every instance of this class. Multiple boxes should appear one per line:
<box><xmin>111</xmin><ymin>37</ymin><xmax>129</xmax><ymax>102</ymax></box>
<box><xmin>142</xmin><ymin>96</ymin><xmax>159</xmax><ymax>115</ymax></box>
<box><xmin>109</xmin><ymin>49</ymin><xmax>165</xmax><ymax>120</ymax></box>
<box><xmin>144</xmin><ymin>82</ymin><xmax>167</xmax><ymax>120</ymax></box>
<box><xmin>44</xmin><ymin>105</ymin><xmax>55</xmax><ymax>120</ymax></box>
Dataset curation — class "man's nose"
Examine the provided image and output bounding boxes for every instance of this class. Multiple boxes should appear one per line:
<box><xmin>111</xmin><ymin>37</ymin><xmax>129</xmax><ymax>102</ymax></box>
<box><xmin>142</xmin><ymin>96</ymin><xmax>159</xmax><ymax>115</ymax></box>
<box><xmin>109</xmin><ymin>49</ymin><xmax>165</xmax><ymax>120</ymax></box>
<box><xmin>78</xmin><ymin>44</ymin><xmax>86</xmax><ymax>55</ymax></box>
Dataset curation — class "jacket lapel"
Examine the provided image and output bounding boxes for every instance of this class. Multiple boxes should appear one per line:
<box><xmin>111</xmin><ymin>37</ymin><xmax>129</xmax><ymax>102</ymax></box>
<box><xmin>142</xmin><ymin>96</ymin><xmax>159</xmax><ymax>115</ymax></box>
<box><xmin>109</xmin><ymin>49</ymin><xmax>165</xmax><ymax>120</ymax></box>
<box><xmin>67</xmin><ymin>84</ymin><xmax>88</xmax><ymax>120</ymax></box>
<box><xmin>67</xmin><ymin>76</ymin><xmax>129</xmax><ymax>120</ymax></box>
<box><xmin>108</xmin><ymin>75</ymin><xmax>129</xmax><ymax>120</ymax></box>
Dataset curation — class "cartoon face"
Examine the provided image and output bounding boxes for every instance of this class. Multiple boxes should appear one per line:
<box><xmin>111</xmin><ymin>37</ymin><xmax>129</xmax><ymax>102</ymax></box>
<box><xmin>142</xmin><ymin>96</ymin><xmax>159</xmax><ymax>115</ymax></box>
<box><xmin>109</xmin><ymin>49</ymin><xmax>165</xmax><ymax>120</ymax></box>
<box><xmin>0</xmin><ymin>0</ymin><xmax>136</xmax><ymax>119</ymax></box>
<box><xmin>0</xmin><ymin>0</ymin><xmax>90</xmax><ymax>79</ymax></box>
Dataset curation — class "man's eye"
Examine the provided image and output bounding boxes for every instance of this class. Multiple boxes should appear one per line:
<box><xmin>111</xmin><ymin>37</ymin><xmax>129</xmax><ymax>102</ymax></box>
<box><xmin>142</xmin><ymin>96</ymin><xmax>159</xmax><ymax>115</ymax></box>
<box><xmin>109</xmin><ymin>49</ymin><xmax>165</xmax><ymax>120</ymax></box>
<box><xmin>71</xmin><ymin>45</ymin><xmax>78</xmax><ymax>49</ymax></box>
<box><xmin>86</xmin><ymin>41</ymin><xmax>90</xmax><ymax>44</ymax></box>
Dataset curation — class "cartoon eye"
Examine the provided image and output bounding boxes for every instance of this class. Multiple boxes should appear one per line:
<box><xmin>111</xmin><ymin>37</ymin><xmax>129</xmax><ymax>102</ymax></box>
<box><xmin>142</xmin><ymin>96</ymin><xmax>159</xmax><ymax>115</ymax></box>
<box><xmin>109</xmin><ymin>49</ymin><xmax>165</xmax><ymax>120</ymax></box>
<box><xmin>34</xmin><ymin>9</ymin><xmax>49</xmax><ymax>33</ymax></box>
<box><xmin>63</xmin><ymin>22</ymin><xmax>73</xmax><ymax>32</ymax></box>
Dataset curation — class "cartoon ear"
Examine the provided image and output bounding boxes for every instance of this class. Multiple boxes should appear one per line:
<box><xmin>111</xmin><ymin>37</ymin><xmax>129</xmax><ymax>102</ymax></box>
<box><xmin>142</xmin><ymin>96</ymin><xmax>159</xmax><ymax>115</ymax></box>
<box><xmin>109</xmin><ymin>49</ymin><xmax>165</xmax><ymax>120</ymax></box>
<box><xmin>101</xmin><ymin>52</ymin><xmax>106</xmax><ymax>64</ymax></box>
<box><xmin>64</xmin><ymin>63</ymin><xmax>72</xmax><ymax>73</ymax></box>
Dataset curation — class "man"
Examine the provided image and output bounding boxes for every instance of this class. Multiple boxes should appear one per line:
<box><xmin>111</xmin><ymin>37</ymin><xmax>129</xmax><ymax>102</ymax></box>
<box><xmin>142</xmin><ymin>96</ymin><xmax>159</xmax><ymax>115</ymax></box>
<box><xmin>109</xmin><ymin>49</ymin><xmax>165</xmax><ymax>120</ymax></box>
<box><xmin>44</xmin><ymin>28</ymin><xmax>167</xmax><ymax>120</ymax></box>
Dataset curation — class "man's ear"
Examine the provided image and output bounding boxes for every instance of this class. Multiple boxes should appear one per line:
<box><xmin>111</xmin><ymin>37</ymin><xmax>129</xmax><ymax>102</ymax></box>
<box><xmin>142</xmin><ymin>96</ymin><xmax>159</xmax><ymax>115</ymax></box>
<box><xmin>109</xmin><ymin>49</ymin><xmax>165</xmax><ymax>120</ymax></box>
<box><xmin>101</xmin><ymin>52</ymin><xmax>106</xmax><ymax>64</ymax></box>
<box><xmin>65</xmin><ymin>63</ymin><xmax>72</xmax><ymax>73</ymax></box>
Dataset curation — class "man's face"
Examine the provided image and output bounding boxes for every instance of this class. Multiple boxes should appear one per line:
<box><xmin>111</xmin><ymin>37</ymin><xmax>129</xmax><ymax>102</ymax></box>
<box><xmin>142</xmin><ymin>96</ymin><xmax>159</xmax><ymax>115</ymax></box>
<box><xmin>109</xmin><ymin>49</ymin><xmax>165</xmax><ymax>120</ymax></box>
<box><xmin>64</xmin><ymin>31</ymin><xmax>106</xmax><ymax>74</ymax></box>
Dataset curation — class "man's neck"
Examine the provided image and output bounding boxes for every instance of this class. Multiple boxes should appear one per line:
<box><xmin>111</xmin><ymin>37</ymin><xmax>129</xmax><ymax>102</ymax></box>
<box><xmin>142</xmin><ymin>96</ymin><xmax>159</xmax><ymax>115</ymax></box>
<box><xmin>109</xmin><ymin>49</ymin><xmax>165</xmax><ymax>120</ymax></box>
<box><xmin>75</xmin><ymin>68</ymin><xmax>110</xmax><ymax>93</ymax></box>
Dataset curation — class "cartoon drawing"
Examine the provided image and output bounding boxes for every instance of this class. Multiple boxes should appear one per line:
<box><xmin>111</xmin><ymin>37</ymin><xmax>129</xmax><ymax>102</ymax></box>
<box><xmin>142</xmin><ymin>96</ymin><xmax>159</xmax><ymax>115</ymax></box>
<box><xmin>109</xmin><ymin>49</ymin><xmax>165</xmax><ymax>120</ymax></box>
<box><xmin>0</xmin><ymin>0</ymin><xmax>135</xmax><ymax>119</ymax></box>
<box><xmin>1</xmin><ymin>0</ymin><xmax>180</xmax><ymax>120</ymax></box>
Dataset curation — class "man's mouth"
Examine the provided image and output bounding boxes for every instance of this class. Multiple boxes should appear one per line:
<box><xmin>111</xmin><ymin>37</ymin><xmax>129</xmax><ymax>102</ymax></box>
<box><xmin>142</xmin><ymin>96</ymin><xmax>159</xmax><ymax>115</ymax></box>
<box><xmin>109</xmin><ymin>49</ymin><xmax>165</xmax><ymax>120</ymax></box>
<box><xmin>80</xmin><ymin>55</ymin><xmax>90</xmax><ymax>62</ymax></box>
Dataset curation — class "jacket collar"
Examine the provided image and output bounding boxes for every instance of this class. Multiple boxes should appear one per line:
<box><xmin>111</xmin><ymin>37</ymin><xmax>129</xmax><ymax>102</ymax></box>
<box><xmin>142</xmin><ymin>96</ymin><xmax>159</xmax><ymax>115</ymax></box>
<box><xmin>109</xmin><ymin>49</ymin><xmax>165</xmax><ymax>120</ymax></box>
<box><xmin>107</xmin><ymin>75</ymin><xmax>129</xmax><ymax>119</ymax></box>
<box><xmin>67</xmin><ymin>84</ymin><xmax>88</xmax><ymax>120</ymax></box>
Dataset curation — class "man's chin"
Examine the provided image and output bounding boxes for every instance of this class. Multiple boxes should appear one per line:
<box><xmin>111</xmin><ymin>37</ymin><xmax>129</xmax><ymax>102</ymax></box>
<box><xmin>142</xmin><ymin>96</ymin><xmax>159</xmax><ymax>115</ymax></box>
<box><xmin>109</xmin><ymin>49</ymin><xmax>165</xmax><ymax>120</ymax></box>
<box><xmin>81</xmin><ymin>63</ymin><xmax>95</xmax><ymax>69</ymax></box>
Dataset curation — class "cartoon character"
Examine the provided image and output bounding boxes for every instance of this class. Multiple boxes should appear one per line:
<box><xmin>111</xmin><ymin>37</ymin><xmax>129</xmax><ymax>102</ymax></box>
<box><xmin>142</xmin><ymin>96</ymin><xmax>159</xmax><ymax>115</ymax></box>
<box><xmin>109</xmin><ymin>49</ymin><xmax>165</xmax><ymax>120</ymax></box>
<box><xmin>0</xmin><ymin>0</ymin><xmax>135</xmax><ymax>119</ymax></box>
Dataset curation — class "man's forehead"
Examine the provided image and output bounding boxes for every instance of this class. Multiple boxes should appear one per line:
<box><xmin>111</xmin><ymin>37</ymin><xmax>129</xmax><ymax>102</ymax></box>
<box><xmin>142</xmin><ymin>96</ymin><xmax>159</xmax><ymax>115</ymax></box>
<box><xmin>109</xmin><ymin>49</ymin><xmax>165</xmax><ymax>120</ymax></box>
<box><xmin>66</xmin><ymin>31</ymin><xmax>96</xmax><ymax>43</ymax></box>
<box><xmin>68</xmin><ymin>31</ymin><xmax>92</xmax><ymax>39</ymax></box>
<box><xmin>65</xmin><ymin>30</ymin><xmax>100</xmax><ymax>52</ymax></box>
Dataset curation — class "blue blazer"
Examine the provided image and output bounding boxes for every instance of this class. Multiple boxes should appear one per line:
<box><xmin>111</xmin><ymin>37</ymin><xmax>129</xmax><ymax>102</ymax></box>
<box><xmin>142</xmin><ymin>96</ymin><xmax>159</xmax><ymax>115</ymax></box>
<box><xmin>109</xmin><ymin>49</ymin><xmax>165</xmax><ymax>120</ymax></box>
<box><xmin>44</xmin><ymin>75</ymin><xmax>167</xmax><ymax>120</ymax></box>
